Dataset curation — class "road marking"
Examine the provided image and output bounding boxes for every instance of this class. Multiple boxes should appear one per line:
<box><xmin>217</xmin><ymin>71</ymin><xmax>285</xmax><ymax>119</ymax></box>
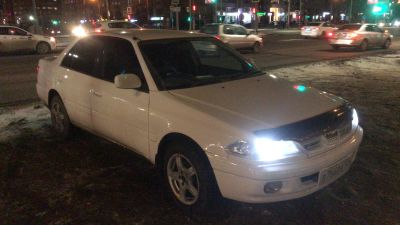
<box><xmin>279</xmin><ymin>39</ymin><xmax>309</xmax><ymax>42</ymax></box>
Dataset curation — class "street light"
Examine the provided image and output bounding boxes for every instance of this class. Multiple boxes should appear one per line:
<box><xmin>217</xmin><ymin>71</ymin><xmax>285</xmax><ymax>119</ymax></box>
<box><xmin>29</xmin><ymin>15</ymin><xmax>35</xmax><ymax>21</ymax></box>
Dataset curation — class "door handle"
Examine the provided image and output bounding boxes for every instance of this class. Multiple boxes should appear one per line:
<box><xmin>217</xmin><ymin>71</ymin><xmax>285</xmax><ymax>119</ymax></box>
<box><xmin>92</xmin><ymin>90</ymin><xmax>102</xmax><ymax>97</ymax></box>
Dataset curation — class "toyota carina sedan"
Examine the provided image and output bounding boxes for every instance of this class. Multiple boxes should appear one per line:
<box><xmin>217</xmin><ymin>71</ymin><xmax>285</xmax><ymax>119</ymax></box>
<box><xmin>36</xmin><ymin>30</ymin><xmax>363</xmax><ymax>212</ymax></box>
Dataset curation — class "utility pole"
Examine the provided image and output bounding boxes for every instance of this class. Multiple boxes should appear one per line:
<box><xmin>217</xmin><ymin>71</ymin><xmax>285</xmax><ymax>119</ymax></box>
<box><xmin>104</xmin><ymin>0</ymin><xmax>111</xmax><ymax>19</ymax></box>
<box><xmin>299</xmin><ymin>0</ymin><xmax>302</xmax><ymax>28</ymax></box>
<box><xmin>189</xmin><ymin>0</ymin><xmax>192</xmax><ymax>30</ymax></box>
<box><xmin>349</xmin><ymin>0</ymin><xmax>353</xmax><ymax>22</ymax></box>
<box><xmin>286</xmin><ymin>0</ymin><xmax>290</xmax><ymax>28</ymax></box>
<box><xmin>31</xmin><ymin>0</ymin><xmax>39</xmax><ymax>33</ymax></box>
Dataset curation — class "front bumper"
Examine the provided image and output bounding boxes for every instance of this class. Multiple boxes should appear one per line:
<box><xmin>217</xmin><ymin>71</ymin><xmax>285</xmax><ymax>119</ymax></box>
<box><xmin>209</xmin><ymin>126</ymin><xmax>363</xmax><ymax>203</ymax></box>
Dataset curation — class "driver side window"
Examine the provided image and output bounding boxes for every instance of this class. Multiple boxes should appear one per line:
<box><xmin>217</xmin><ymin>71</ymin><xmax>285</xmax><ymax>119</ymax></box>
<box><xmin>234</xmin><ymin>26</ymin><xmax>247</xmax><ymax>35</ymax></box>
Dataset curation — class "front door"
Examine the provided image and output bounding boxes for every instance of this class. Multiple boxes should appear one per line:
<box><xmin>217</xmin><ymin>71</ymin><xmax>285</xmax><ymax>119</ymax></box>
<box><xmin>90</xmin><ymin>36</ymin><xmax>150</xmax><ymax>157</ymax></box>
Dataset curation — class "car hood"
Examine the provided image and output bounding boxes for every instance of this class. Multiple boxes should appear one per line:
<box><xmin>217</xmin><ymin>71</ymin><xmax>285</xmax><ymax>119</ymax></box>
<box><xmin>168</xmin><ymin>75</ymin><xmax>345</xmax><ymax>132</ymax></box>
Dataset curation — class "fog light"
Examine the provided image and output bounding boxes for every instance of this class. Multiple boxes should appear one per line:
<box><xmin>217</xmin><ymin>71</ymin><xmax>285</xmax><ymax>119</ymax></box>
<box><xmin>264</xmin><ymin>181</ymin><xmax>282</xmax><ymax>193</ymax></box>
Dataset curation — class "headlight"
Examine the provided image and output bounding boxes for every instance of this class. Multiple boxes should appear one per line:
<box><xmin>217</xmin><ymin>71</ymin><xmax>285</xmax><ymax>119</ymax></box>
<box><xmin>352</xmin><ymin>109</ymin><xmax>359</xmax><ymax>127</ymax></box>
<box><xmin>49</xmin><ymin>37</ymin><xmax>56</xmax><ymax>42</ymax></box>
<box><xmin>71</xmin><ymin>26</ymin><xmax>87</xmax><ymax>37</ymax></box>
<box><xmin>254</xmin><ymin>138</ymin><xmax>299</xmax><ymax>161</ymax></box>
<box><xmin>226</xmin><ymin>138</ymin><xmax>300</xmax><ymax>162</ymax></box>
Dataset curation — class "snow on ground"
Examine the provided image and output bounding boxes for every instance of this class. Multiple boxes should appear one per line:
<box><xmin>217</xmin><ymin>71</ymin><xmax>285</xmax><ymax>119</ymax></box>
<box><xmin>0</xmin><ymin>104</ymin><xmax>50</xmax><ymax>142</ymax></box>
<box><xmin>267</xmin><ymin>52</ymin><xmax>400</xmax><ymax>80</ymax></box>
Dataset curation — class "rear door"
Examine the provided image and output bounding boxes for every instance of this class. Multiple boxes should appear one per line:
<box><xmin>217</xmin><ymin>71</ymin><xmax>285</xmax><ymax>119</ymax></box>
<box><xmin>58</xmin><ymin>37</ymin><xmax>102</xmax><ymax>130</ymax></box>
<box><xmin>90</xmin><ymin>36</ymin><xmax>150</xmax><ymax>156</ymax></box>
<box><xmin>0</xmin><ymin>27</ymin><xmax>10</xmax><ymax>52</ymax></box>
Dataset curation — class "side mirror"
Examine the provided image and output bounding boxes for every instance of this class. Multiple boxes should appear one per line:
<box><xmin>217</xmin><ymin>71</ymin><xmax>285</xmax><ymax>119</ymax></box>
<box><xmin>114</xmin><ymin>74</ymin><xmax>141</xmax><ymax>89</ymax></box>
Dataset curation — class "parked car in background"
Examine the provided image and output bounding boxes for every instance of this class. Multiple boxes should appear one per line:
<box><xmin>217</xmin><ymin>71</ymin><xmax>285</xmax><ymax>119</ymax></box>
<box><xmin>37</xmin><ymin>30</ymin><xmax>363</xmax><ymax>212</ymax></box>
<box><xmin>199</xmin><ymin>23</ymin><xmax>263</xmax><ymax>53</ymax></box>
<box><xmin>93</xmin><ymin>20</ymin><xmax>142</xmax><ymax>33</ymax></box>
<box><xmin>329</xmin><ymin>23</ymin><xmax>392</xmax><ymax>51</ymax></box>
<box><xmin>0</xmin><ymin>25</ymin><xmax>56</xmax><ymax>54</ymax></box>
<box><xmin>301</xmin><ymin>22</ymin><xmax>337</xmax><ymax>38</ymax></box>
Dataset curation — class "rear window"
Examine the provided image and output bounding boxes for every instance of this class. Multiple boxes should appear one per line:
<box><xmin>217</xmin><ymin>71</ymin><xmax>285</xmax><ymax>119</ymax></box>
<box><xmin>339</xmin><ymin>24</ymin><xmax>361</xmax><ymax>31</ymax></box>
<box><xmin>199</xmin><ymin>25</ymin><xmax>219</xmax><ymax>35</ymax></box>
<box><xmin>308</xmin><ymin>22</ymin><xmax>322</xmax><ymax>26</ymax></box>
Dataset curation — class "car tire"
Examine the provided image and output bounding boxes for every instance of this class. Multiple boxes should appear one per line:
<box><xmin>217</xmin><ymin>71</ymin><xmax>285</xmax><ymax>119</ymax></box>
<box><xmin>36</xmin><ymin>42</ymin><xmax>50</xmax><ymax>54</ymax></box>
<box><xmin>382</xmin><ymin>39</ymin><xmax>391</xmax><ymax>49</ymax></box>
<box><xmin>359</xmin><ymin>39</ymin><xmax>368</xmax><ymax>51</ymax></box>
<box><xmin>162</xmin><ymin>140</ymin><xmax>220</xmax><ymax>213</ymax></box>
<box><xmin>252</xmin><ymin>42</ymin><xmax>261</xmax><ymax>53</ymax></box>
<box><xmin>50</xmin><ymin>95</ymin><xmax>72</xmax><ymax>140</ymax></box>
<box><xmin>331</xmin><ymin>45</ymin><xmax>340</xmax><ymax>50</ymax></box>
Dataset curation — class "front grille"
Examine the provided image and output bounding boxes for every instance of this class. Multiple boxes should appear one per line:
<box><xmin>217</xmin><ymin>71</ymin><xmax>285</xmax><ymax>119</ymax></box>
<box><xmin>255</xmin><ymin>103</ymin><xmax>353</xmax><ymax>151</ymax></box>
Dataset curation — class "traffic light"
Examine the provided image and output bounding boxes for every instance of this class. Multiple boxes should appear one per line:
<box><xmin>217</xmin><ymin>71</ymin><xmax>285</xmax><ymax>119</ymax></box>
<box><xmin>252</xmin><ymin>7</ymin><xmax>256</xmax><ymax>14</ymax></box>
<box><xmin>187</xmin><ymin>16</ymin><xmax>192</xmax><ymax>22</ymax></box>
<box><xmin>51</xmin><ymin>19</ymin><xmax>60</xmax><ymax>26</ymax></box>
<box><xmin>192</xmin><ymin>4</ymin><xmax>196</xmax><ymax>11</ymax></box>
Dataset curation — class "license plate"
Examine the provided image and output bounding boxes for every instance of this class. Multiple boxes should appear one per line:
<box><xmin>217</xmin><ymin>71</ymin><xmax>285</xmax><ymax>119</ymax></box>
<box><xmin>336</xmin><ymin>40</ymin><xmax>349</xmax><ymax>44</ymax></box>
<box><xmin>319</xmin><ymin>155</ymin><xmax>353</xmax><ymax>187</ymax></box>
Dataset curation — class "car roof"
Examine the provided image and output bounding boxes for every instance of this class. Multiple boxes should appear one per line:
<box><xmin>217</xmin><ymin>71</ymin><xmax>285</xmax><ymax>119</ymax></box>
<box><xmin>95</xmin><ymin>29</ymin><xmax>210</xmax><ymax>41</ymax></box>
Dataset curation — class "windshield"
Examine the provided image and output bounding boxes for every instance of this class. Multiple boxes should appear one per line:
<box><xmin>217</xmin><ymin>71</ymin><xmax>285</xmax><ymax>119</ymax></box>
<box><xmin>339</xmin><ymin>24</ymin><xmax>361</xmax><ymax>31</ymax></box>
<box><xmin>139</xmin><ymin>38</ymin><xmax>262</xmax><ymax>90</ymax></box>
<box><xmin>307</xmin><ymin>22</ymin><xmax>322</xmax><ymax>26</ymax></box>
<box><xmin>199</xmin><ymin>25</ymin><xmax>219</xmax><ymax>35</ymax></box>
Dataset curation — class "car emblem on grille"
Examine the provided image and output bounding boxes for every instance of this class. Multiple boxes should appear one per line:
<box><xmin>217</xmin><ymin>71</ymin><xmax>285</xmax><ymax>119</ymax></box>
<box><xmin>325</xmin><ymin>129</ymin><xmax>338</xmax><ymax>140</ymax></box>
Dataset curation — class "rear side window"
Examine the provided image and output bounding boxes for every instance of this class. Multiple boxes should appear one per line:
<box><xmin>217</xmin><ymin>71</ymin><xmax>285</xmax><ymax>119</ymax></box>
<box><xmin>200</xmin><ymin>25</ymin><xmax>219</xmax><ymax>35</ymax></box>
<box><xmin>339</xmin><ymin>24</ymin><xmax>361</xmax><ymax>31</ymax></box>
<box><xmin>61</xmin><ymin>37</ymin><xmax>101</xmax><ymax>76</ymax></box>
<box><xmin>0</xmin><ymin>27</ymin><xmax>8</xmax><ymax>35</ymax></box>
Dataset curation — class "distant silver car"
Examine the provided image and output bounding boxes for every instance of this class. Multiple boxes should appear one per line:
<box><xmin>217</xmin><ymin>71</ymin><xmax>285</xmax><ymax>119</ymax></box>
<box><xmin>200</xmin><ymin>23</ymin><xmax>263</xmax><ymax>53</ymax></box>
<box><xmin>93</xmin><ymin>20</ymin><xmax>142</xmax><ymax>33</ymax></box>
<box><xmin>329</xmin><ymin>23</ymin><xmax>392</xmax><ymax>51</ymax></box>
<box><xmin>0</xmin><ymin>25</ymin><xmax>56</xmax><ymax>54</ymax></box>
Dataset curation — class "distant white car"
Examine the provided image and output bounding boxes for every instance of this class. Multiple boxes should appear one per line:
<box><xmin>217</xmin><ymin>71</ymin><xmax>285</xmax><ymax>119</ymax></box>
<box><xmin>37</xmin><ymin>30</ymin><xmax>363</xmax><ymax>212</ymax></box>
<box><xmin>93</xmin><ymin>20</ymin><xmax>142</xmax><ymax>33</ymax></box>
<box><xmin>0</xmin><ymin>25</ymin><xmax>56</xmax><ymax>54</ymax></box>
<box><xmin>301</xmin><ymin>22</ymin><xmax>337</xmax><ymax>38</ymax></box>
<box><xmin>200</xmin><ymin>23</ymin><xmax>263</xmax><ymax>53</ymax></box>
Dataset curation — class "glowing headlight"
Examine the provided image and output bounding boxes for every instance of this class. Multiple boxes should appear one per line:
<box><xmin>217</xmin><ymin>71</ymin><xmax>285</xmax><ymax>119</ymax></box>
<box><xmin>352</xmin><ymin>109</ymin><xmax>359</xmax><ymax>127</ymax></box>
<box><xmin>226</xmin><ymin>138</ymin><xmax>299</xmax><ymax>162</ymax></box>
<box><xmin>71</xmin><ymin>26</ymin><xmax>87</xmax><ymax>37</ymax></box>
<box><xmin>254</xmin><ymin>138</ymin><xmax>299</xmax><ymax>162</ymax></box>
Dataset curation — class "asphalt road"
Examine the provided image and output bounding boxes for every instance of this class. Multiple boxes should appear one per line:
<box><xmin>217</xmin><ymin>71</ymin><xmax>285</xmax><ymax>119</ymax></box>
<box><xmin>0</xmin><ymin>30</ymin><xmax>399</xmax><ymax>106</ymax></box>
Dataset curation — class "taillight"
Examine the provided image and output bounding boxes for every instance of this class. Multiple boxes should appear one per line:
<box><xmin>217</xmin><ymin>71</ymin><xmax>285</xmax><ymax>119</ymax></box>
<box><xmin>94</xmin><ymin>28</ymin><xmax>104</xmax><ymax>33</ymax></box>
<box><xmin>314</xmin><ymin>27</ymin><xmax>320</xmax><ymax>30</ymax></box>
<box><xmin>215</xmin><ymin>35</ymin><xmax>221</xmax><ymax>40</ymax></box>
<box><xmin>349</xmin><ymin>33</ymin><xmax>358</xmax><ymax>38</ymax></box>
<box><xmin>301</xmin><ymin>27</ymin><xmax>305</xmax><ymax>30</ymax></box>
<box><xmin>327</xmin><ymin>32</ymin><xmax>333</xmax><ymax>37</ymax></box>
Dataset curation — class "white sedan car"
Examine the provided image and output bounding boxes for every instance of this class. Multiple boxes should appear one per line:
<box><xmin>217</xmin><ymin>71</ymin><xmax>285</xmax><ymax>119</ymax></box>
<box><xmin>37</xmin><ymin>30</ymin><xmax>363</xmax><ymax>211</ymax></box>
<box><xmin>0</xmin><ymin>25</ymin><xmax>56</xmax><ymax>54</ymax></box>
<box><xmin>301</xmin><ymin>22</ymin><xmax>337</xmax><ymax>38</ymax></box>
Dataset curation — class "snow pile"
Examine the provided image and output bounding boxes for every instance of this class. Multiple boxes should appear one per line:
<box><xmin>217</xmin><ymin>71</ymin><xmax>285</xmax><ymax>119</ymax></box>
<box><xmin>0</xmin><ymin>104</ymin><xmax>50</xmax><ymax>142</ymax></box>
<box><xmin>267</xmin><ymin>52</ymin><xmax>400</xmax><ymax>80</ymax></box>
